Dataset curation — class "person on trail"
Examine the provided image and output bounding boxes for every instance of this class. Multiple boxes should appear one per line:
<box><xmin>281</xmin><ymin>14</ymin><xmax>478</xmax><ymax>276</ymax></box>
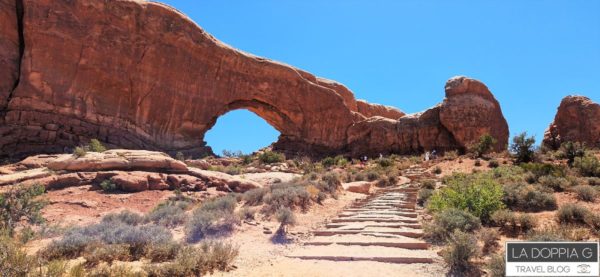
<box><xmin>425</xmin><ymin>151</ymin><xmax>430</xmax><ymax>161</ymax></box>
<box><xmin>379</xmin><ymin>153</ymin><xmax>383</xmax><ymax>160</ymax></box>
<box><xmin>431</xmin><ymin>149</ymin><xmax>437</xmax><ymax>160</ymax></box>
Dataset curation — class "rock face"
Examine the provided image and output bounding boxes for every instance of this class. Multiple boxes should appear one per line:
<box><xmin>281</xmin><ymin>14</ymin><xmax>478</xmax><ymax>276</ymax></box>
<box><xmin>543</xmin><ymin>96</ymin><xmax>600</xmax><ymax>149</ymax></box>
<box><xmin>0</xmin><ymin>0</ymin><xmax>509</xmax><ymax>158</ymax></box>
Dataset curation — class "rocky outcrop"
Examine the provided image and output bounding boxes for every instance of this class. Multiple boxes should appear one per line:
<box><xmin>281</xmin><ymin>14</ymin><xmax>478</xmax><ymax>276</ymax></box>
<box><xmin>0</xmin><ymin>0</ymin><xmax>509</xmax><ymax>158</ymax></box>
<box><xmin>543</xmin><ymin>96</ymin><xmax>600</xmax><ymax>149</ymax></box>
<box><xmin>1</xmin><ymin>149</ymin><xmax>260</xmax><ymax>192</ymax></box>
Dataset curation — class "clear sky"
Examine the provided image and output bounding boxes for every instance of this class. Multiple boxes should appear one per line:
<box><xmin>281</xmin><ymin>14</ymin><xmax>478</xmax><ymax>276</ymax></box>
<box><xmin>158</xmin><ymin>0</ymin><xmax>600</xmax><ymax>155</ymax></box>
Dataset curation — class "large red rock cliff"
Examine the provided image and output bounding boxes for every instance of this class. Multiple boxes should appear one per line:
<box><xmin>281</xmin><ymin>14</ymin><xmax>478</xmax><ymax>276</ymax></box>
<box><xmin>543</xmin><ymin>95</ymin><xmax>600</xmax><ymax>149</ymax></box>
<box><xmin>0</xmin><ymin>0</ymin><xmax>509</xmax><ymax>158</ymax></box>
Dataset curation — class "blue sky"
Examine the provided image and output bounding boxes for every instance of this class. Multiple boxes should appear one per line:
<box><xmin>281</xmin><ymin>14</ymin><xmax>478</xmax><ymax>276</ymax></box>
<box><xmin>159</xmin><ymin>0</ymin><xmax>600</xmax><ymax>155</ymax></box>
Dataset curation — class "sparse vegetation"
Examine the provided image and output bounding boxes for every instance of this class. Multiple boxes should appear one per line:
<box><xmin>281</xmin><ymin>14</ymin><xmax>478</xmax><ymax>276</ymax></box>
<box><xmin>491</xmin><ymin>210</ymin><xmax>536</xmax><ymax>235</ymax></box>
<box><xmin>0</xmin><ymin>234</ymin><xmax>33</xmax><ymax>276</ymax></box>
<box><xmin>487</xmin><ymin>254</ymin><xmax>506</xmax><ymax>277</ymax></box>
<box><xmin>99</xmin><ymin>180</ymin><xmax>117</xmax><ymax>192</ymax></box>
<box><xmin>573</xmin><ymin>185</ymin><xmax>597</xmax><ymax>202</ymax></box>
<box><xmin>88</xmin><ymin>139</ymin><xmax>107</xmax><ymax>152</ymax></box>
<box><xmin>146</xmin><ymin>205</ymin><xmax>187</xmax><ymax>227</ymax></box>
<box><xmin>185</xmin><ymin>196</ymin><xmax>239</xmax><ymax>243</ymax></box>
<box><xmin>558</xmin><ymin>141</ymin><xmax>586</xmax><ymax>166</ymax></box>
<box><xmin>502</xmin><ymin>183</ymin><xmax>557</xmax><ymax>212</ymax></box>
<box><xmin>258</xmin><ymin>151</ymin><xmax>285</xmax><ymax>164</ymax></box>
<box><xmin>73</xmin><ymin>146</ymin><xmax>87</xmax><ymax>158</ymax></box>
<box><xmin>145</xmin><ymin>241</ymin><xmax>239</xmax><ymax>276</ymax></box>
<box><xmin>478</xmin><ymin>228</ymin><xmax>499</xmax><ymax>254</ymax></box>
<box><xmin>557</xmin><ymin>203</ymin><xmax>590</xmax><ymax>226</ymax></box>
<box><xmin>573</xmin><ymin>155</ymin><xmax>600</xmax><ymax>177</ymax></box>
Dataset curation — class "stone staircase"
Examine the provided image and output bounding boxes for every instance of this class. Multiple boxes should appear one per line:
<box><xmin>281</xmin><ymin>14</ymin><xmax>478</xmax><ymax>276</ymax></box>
<box><xmin>287</xmin><ymin>185</ymin><xmax>436</xmax><ymax>264</ymax></box>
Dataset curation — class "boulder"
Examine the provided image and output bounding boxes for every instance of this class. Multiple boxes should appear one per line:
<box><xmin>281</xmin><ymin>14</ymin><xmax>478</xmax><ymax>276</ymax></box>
<box><xmin>188</xmin><ymin>168</ymin><xmax>261</xmax><ymax>192</ymax></box>
<box><xmin>543</xmin><ymin>95</ymin><xmax>600</xmax><ymax>149</ymax></box>
<box><xmin>342</xmin><ymin>181</ymin><xmax>373</xmax><ymax>194</ymax></box>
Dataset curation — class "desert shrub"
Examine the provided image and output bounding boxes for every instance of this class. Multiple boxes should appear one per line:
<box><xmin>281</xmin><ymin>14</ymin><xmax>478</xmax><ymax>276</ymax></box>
<box><xmin>586</xmin><ymin>177</ymin><xmax>600</xmax><ymax>186</ymax></box>
<box><xmin>574</xmin><ymin>155</ymin><xmax>600</xmax><ymax>177</ymax></box>
<box><xmin>102</xmin><ymin>210</ymin><xmax>144</xmax><ymax>226</ymax></box>
<box><xmin>377</xmin><ymin>158</ymin><xmax>393</xmax><ymax>168</ymax></box>
<box><xmin>424</xmin><ymin>209</ymin><xmax>481</xmax><ymax>242</ymax></box>
<box><xmin>83</xmin><ymin>243</ymin><xmax>131</xmax><ymax>266</ymax></box>
<box><xmin>144</xmin><ymin>241</ymin><xmax>181</xmax><ymax>263</ymax></box>
<box><xmin>472</xmin><ymin>134</ymin><xmax>497</xmax><ymax>158</ymax></box>
<box><xmin>263</xmin><ymin>183</ymin><xmax>311</xmax><ymax>214</ymax></box>
<box><xmin>353</xmin><ymin>171</ymin><xmax>366</xmax><ymax>181</ymax></box>
<box><xmin>241</xmin><ymin>155</ymin><xmax>253</xmax><ymax>165</ymax></box>
<box><xmin>474</xmin><ymin>159</ymin><xmax>482</xmax><ymax>167</ymax></box>
<box><xmin>417</xmin><ymin>189</ymin><xmax>434</xmax><ymax>206</ymax></box>
<box><xmin>538</xmin><ymin>175</ymin><xmax>570</xmax><ymax>192</ymax></box>
<box><xmin>145</xmin><ymin>241</ymin><xmax>238</xmax><ymax>276</ymax></box>
<box><xmin>444</xmin><ymin>150</ymin><xmax>459</xmax><ymax>160</ymax></box>
<box><xmin>491</xmin><ymin>210</ymin><xmax>537</xmax><ymax>235</ymax></box>
<box><xmin>433</xmin><ymin>166</ymin><xmax>442</xmax><ymax>174</ymax></box>
<box><xmin>558</xmin><ymin>141</ymin><xmax>586</xmax><ymax>166</ymax></box>
<box><xmin>242</xmin><ymin>188</ymin><xmax>268</xmax><ymax>206</ymax></box>
<box><xmin>488</xmin><ymin>159</ymin><xmax>499</xmax><ymax>168</ymax></box>
<box><xmin>185</xmin><ymin>197</ymin><xmax>239</xmax><ymax>243</ymax></box>
<box><xmin>510</xmin><ymin>132</ymin><xmax>536</xmax><ymax>164</ymax></box>
<box><xmin>573</xmin><ymin>185</ymin><xmax>597</xmax><ymax>202</ymax></box>
<box><xmin>526</xmin><ymin>225</ymin><xmax>591</xmax><ymax>241</ymax></box>
<box><xmin>88</xmin><ymin>139</ymin><xmax>106</xmax><ymax>152</ymax></box>
<box><xmin>0</xmin><ymin>234</ymin><xmax>33</xmax><ymax>276</ymax></box>
<box><xmin>42</xmin><ymin>219</ymin><xmax>174</xmax><ymax>261</ymax></box>
<box><xmin>238</xmin><ymin>207</ymin><xmax>256</xmax><ymax>221</ymax></box>
<box><xmin>442</xmin><ymin>230</ymin><xmax>479</xmax><ymax>274</ymax></box>
<box><xmin>258</xmin><ymin>151</ymin><xmax>284</xmax><ymax>164</ymax></box>
<box><xmin>557</xmin><ymin>204</ymin><xmax>591</xmax><ymax>225</ymax></box>
<box><xmin>321</xmin><ymin>157</ymin><xmax>335</xmax><ymax>168</ymax></box>
<box><xmin>333</xmin><ymin>155</ymin><xmax>348</xmax><ymax>167</ymax></box>
<box><xmin>146</xmin><ymin>205</ymin><xmax>187</xmax><ymax>227</ymax></box>
<box><xmin>0</xmin><ymin>185</ymin><xmax>46</xmax><ymax>236</ymax></box>
<box><xmin>521</xmin><ymin>162</ymin><xmax>566</xmax><ymax>180</ymax></box>
<box><xmin>43</xmin><ymin>260</ymin><xmax>68</xmax><ymax>277</ymax></box>
<box><xmin>224</xmin><ymin>165</ymin><xmax>242</xmax><ymax>175</ymax></box>
<box><xmin>157</xmin><ymin>190</ymin><xmax>196</xmax><ymax>210</ymax></box>
<box><xmin>478</xmin><ymin>228</ymin><xmax>499</xmax><ymax>255</ymax></box>
<box><xmin>428</xmin><ymin>174</ymin><xmax>504</xmax><ymax>223</ymax></box>
<box><xmin>421</xmin><ymin>179</ymin><xmax>436</xmax><ymax>189</ymax></box>
<box><xmin>376</xmin><ymin>175</ymin><xmax>397</xmax><ymax>187</ymax></box>
<box><xmin>366</xmin><ymin>170</ymin><xmax>380</xmax><ymax>181</ymax></box>
<box><xmin>584</xmin><ymin>213</ymin><xmax>600</xmax><ymax>232</ymax></box>
<box><xmin>502</xmin><ymin>183</ymin><xmax>557</xmax><ymax>212</ymax></box>
<box><xmin>221</xmin><ymin>149</ymin><xmax>243</xmax><ymax>158</ymax></box>
<box><xmin>175</xmin><ymin>151</ymin><xmax>185</xmax><ymax>161</ymax></box>
<box><xmin>318</xmin><ymin>173</ymin><xmax>341</xmax><ymax>195</ymax></box>
<box><xmin>276</xmin><ymin>208</ymin><xmax>296</xmax><ymax>227</ymax></box>
<box><xmin>487</xmin><ymin>254</ymin><xmax>506</xmax><ymax>277</ymax></box>
<box><xmin>73</xmin><ymin>146</ymin><xmax>87</xmax><ymax>157</ymax></box>
<box><xmin>99</xmin><ymin>180</ymin><xmax>117</xmax><ymax>192</ymax></box>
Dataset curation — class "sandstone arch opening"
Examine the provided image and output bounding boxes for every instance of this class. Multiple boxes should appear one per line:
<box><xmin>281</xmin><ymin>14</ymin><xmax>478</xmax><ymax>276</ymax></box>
<box><xmin>205</xmin><ymin>109</ymin><xmax>281</xmax><ymax>156</ymax></box>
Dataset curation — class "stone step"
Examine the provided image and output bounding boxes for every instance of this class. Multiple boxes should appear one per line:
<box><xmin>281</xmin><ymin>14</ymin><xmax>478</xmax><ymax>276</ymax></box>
<box><xmin>287</xmin><ymin>245</ymin><xmax>435</xmax><ymax>264</ymax></box>
<box><xmin>331</xmin><ymin>218</ymin><xmax>419</xmax><ymax>224</ymax></box>
<box><xmin>303</xmin><ymin>241</ymin><xmax>430</xmax><ymax>250</ymax></box>
<box><xmin>313</xmin><ymin>229</ymin><xmax>423</xmax><ymax>238</ymax></box>
<box><xmin>325</xmin><ymin>223</ymin><xmax>422</xmax><ymax>229</ymax></box>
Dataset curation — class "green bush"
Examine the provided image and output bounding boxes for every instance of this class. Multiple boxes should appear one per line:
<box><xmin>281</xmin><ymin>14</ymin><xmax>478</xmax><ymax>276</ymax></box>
<box><xmin>502</xmin><ymin>183</ymin><xmax>557</xmax><ymax>212</ymax></box>
<box><xmin>321</xmin><ymin>157</ymin><xmax>335</xmax><ymax>168</ymax></box>
<box><xmin>427</xmin><ymin>174</ymin><xmax>505</xmax><ymax>223</ymax></box>
<box><xmin>0</xmin><ymin>185</ymin><xmax>46</xmax><ymax>236</ymax></box>
<box><xmin>510</xmin><ymin>132</ymin><xmax>536</xmax><ymax>164</ymax></box>
<box><xmin>334</xmin><ymin>155</ymin><xmax>348</xmax><ymax>167</ymax></box>
<box><xmin>557</xmin><ymin>204</ymin><xmax>591</xmax><ymax>225</ymax></box>
<box><xmin>258</xmin><ymin>151</ymin><xmax>285</xmax><ymax>164</ymax></box>
<box><xmin>421</xmin><ymin>179</ymin><xmax>436</xmax><ymax>189</ymax></box>
<box><xmin>574</xmin><ymin>155</ymin><xmax>600</xmax><ymax>177</ymax></box>
<box><xmin>442</xmin><ymin>230</ymin><xmax>479</xmax><ymax>274</ymax></box>
<box><xmin>99</xmin><ymin>180</ymin><xmax>117</xmax><ymax>192</ymax></box>
<box><xmin>471</xmin><ymin>134</ymin><xmax>497</xmax><ymax>158</ymax></box>
<box><xmin>433</xmin><ymin>166</ymin><xmax>442</xmax><ymax>174</ymax></box>
<box><xmin>520</xmin><ymin>162</ymin><xmax>566</xmax><ymax>180</ymax></box>
<box><xmin>264</xmin><ymin>183</ymin><xmax>311</xmax><ymax>214</ymax></box>
<box><xmin>424</xmin><ymin>209</ymin><xmax>481</xmax><ymax>242</ymax></box>
<box><xmin>88</xmin><ymin>139</ymin><xmax>107</xmax><ymax>152</ymax></box>
<box><xmin>573</xmin><ymin>185</ymin><xmax>597</xmax><ymax>202</ymax></box>
<box><xmin>276</xmin><ymin>208</ymin><xmax>296</xmax><ymax>226</ymax></box>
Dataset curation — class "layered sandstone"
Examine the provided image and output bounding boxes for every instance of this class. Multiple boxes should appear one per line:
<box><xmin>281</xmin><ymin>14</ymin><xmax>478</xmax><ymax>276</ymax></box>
<box><xmin>0</xmin><ymin>0</ymin><xmax>509</xmax><ymax>158</ymax></box>
<box><xmin>543</xmin><ymin>96</ymin><xmax>600</xmax><ymax>149</ymax></box>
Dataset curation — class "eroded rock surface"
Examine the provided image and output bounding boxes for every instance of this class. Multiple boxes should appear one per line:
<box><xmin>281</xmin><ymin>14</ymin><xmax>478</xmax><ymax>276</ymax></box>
<box><xmin>0</xmin><ymin>0</ymin><xmax>508</xmax><ymax>158</ymax></box>
<box><xmin>543</xmin><ymin>95</ymin><xmax>600</xmax><ymax>149</ymax></box>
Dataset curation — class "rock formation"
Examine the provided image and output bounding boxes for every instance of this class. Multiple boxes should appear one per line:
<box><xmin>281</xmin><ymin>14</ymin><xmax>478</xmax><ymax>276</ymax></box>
<box><xmin>543</xmin><ymin>95</ymin><xmax>600</xmax><ymax>149</ymax></box>
<box><xmin>0</xmin><ymin>0</ymin><xmax>509</xmax><ymax>158</ymax></box>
